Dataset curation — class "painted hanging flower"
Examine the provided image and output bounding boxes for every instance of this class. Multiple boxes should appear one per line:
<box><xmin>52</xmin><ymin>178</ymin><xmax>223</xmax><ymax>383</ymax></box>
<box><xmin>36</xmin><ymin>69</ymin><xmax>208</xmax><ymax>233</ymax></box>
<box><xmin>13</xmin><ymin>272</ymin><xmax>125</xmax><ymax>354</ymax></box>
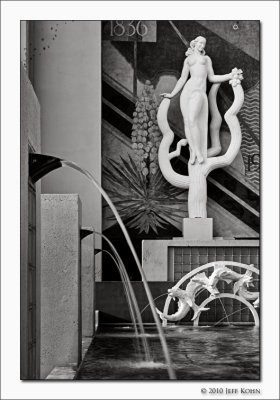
<box><xmin>131</xmin><ymin>80</ymin><xmax>162</xmax><ymax>176</ymax></box>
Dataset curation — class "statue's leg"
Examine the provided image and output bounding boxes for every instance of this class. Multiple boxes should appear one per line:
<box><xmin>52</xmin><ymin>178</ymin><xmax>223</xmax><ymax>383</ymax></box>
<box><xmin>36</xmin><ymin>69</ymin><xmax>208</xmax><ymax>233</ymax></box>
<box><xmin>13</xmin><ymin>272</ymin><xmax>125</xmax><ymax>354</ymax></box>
<box><xmin>188</xmin><ymin>91</ymin><xmax>204</xmax><ymax>164</ymax></box>
<box><xmin>180</xmin><ymin>90</ymin><xmax>199</xmax><ymax>164</ymax></box>
<box><xmin>182</xmin><ymin>121</ymin><xmax>195</xmax><ymax>164</ymax></box>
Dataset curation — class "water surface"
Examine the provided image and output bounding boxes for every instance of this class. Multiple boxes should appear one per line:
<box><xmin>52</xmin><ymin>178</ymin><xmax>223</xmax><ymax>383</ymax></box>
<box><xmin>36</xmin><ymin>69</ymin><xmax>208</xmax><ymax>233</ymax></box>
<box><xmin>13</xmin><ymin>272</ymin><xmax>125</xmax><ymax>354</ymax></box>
<box><xmin>76</xmin><ymin>325</ymin><xmax>259</xmax><ymax>380</ymax></box>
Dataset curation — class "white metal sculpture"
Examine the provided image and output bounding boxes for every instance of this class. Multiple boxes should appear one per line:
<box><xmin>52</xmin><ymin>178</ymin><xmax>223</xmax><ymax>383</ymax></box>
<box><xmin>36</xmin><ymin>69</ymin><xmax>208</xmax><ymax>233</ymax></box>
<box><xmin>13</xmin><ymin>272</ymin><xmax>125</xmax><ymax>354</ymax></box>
<box><xmin>158</xmin><ymin>36</ymin><xmax>244</xmax><ymax>218</ymax></box>
<box><xmin>156</xmin><ymin>262</ymin><xmax>260</xmax><ymax>326</ymax></box>
<box><xmin>156</xmin><ymin>274</ymin><xmax>211</xmax><ymax>323</ymax></box>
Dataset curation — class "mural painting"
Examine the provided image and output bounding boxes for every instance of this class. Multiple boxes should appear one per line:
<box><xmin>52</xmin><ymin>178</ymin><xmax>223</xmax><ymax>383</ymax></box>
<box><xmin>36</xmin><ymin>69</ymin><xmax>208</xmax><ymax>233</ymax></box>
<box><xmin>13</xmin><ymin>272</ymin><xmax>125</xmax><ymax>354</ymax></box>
<box><xmin>101</xmin><ymin>21</ymin><xmax>260</xmax><ymax>280</ymax></box>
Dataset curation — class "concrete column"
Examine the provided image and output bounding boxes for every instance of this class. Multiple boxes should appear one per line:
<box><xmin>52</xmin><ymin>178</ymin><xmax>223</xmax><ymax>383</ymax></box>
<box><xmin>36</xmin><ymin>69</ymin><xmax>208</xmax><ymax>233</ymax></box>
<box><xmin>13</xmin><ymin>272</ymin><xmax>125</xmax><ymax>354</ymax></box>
<box><xmin>81</xmin><ymin>227</ymin><xmax>95</xmax><ymax>337</ymax></box>
<box><xmin>142</xmin><ymin>240</ymin><xmax>169</xmax><ymax>281</ymax></box>
<box><xmin>20</xmin><ymin>64</ymin><xmax>41</xmax><ymax>379</ymax></box>
<box><xmin>40</xmin><ymin>194</ymin><xmax>81</xmax><ymax>378</ymax></box>
<box><xmin>31</xmin><ymin>21</ymin><xmax>102</xmax><ymax>277</ymax></box>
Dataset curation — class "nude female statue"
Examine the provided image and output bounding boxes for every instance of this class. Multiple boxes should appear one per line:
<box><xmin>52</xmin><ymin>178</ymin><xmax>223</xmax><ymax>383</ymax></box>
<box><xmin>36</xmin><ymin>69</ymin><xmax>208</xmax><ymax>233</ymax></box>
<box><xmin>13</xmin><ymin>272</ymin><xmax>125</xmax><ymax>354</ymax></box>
<box><xmin>161</xmin><ymin>36</ymin><xmax>243</xmax><ymax>164</ymax></box>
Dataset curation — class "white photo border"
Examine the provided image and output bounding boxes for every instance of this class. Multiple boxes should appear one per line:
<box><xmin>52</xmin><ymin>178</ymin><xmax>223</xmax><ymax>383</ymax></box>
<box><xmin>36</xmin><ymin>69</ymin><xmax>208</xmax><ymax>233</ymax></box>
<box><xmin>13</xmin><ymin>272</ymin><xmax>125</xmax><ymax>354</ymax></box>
<box><xmin>1</xmin><ymin>1</ymin><xmax>279</xmax><ymax>399</ymax></box>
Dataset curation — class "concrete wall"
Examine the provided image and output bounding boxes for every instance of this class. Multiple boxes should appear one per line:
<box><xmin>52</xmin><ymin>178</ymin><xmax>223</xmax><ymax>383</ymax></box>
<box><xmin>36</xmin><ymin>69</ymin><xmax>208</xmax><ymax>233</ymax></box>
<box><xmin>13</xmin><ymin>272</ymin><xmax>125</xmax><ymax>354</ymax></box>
<box><xmin>81</xmin><ymin>228</ymin><xmax>95</xmax><ymax>337</ymax></box>
<box><xmin>96</xmin><ymin>282</ymin><xmax>176</xmax><ymax>323</ymax></box>
<box><xmin>20</xmin><ymin>64</ymin><xmax>41</xmax><ymax>379</ymax></box>
<box><xmin>142</xmin><ymin>239</ymin><xmax>260</xmax><ymax>281</ymax></box>
<box><xmin>40</xmin><ymin>194</ymin><xmax>81</xmax><ymax>379</ymax></box>
<box><xmin>31</xmin><ymin>21</ymin><xmax>102</xmax><ymax>257</ymax></box>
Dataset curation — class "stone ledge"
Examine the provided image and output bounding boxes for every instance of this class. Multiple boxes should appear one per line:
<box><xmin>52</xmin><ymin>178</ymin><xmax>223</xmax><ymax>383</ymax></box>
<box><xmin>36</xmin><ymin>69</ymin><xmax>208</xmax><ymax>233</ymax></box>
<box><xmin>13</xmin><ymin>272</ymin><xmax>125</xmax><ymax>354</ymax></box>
<box><xmin>46</xmin><ymin>337</ymin><xmax>92</xmax><ymax>380</ymax></box>
<box><xmin>143</xmin><ymin>239</ymin><xmax>259</xmax><ymax>247</ymax></box>
<box><xmin>46</xmin><ymin>364</ymin><xmax>76</xmax><ymax>380</ymax></box>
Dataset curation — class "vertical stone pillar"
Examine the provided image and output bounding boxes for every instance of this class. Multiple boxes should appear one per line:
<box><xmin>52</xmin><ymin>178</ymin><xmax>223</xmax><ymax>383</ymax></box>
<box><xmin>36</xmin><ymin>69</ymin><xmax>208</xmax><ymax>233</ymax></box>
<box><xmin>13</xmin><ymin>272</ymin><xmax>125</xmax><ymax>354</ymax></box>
<box><xmin>32</xmin><ymin>21</ymin><xmax>102</xmax><ymax>281</ymax></box>
<box><xmin>40</xmin><ymin>194</ymin><xmax>81</xmax><ymax>378</ymax></box>
<box><xmin>20</xmin><ymin>64</ymin><xmax>41</xmax><ymax>380</ymax></box>
<box><xmin>81</xmin><ymin>227</ymin><xmax>95</xmax><ymax>337</ymax></box>
<box><xmin>142</xmin><ymin>240</ymin><xmax>169</xmax><ymax>281</ymax></box>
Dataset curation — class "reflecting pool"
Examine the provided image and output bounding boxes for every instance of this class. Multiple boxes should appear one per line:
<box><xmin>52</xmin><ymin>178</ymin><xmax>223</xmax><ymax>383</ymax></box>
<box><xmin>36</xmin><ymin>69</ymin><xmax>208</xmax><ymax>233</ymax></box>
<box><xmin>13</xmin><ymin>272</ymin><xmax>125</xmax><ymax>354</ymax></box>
<box><xmin>76</xmin><ymin>325</ymin><xmax>259</xmax><ymax>380</ymax></box>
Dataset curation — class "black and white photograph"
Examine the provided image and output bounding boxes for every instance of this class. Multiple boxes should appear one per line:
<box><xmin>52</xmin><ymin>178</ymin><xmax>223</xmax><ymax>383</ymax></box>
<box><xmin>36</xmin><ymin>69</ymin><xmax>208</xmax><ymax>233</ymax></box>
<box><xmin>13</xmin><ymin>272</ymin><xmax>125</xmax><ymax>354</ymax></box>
<box><xmin>1</xmin><ymin>1</ymin><xmax>279</xmax><ymax>399</ymax></box>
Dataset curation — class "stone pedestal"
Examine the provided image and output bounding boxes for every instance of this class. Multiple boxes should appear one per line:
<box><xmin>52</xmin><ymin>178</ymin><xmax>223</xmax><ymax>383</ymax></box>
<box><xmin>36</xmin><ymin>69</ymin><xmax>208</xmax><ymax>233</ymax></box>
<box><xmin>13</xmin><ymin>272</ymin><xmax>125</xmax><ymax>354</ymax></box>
<box><xmin>81</xmin><ymin>227</ymin><xmax>95</xmax><ymax>337</ymax></box>
<box><xmin>182</xmin><ymin>218</ymin><xmax>213</xmax><ymax>240</ymax></box>
<box><xmin>40</xmin><ymin>194</ymin><xmax>81</xmax><ymax>378</ymax></box>
<box><xmin>142</xmin><ymin>239</ymin><xmax>259</xmax><ymax>282</ymax></box>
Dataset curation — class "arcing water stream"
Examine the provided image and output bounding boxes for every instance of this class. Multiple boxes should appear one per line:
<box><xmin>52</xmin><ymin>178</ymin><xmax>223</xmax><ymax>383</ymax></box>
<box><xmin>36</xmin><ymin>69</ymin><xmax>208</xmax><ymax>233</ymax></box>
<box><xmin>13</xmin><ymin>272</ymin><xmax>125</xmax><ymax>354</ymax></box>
<box><xmin>61</xmin><ymin>160</ymin><xmax>176</xmax><ymax>379</ymax></box>
<box><xmin>94</xmin><ymin>231</ymin><xmax>151</xmax><ymax>361</ymax></box>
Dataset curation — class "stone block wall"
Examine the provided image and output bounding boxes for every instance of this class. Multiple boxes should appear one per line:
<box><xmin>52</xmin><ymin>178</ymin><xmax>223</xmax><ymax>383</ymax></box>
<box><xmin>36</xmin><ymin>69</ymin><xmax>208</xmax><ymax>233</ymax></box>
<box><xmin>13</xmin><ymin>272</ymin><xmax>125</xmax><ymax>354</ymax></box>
<box><xmin>40</xmin><ymin>194</ymin><xmax>81</xmax><ymax>378</ymax></box>
<box><xmin>81</xmin><ymin>228</ymin><xmax>95</xmax><ymax>337</ymax></box>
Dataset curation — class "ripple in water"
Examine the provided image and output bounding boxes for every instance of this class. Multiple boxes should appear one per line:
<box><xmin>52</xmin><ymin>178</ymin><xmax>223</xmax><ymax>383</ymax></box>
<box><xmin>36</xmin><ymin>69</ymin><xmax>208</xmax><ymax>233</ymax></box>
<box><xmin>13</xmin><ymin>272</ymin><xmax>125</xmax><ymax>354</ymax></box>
<box><xmin>127</xmin><ymin>361</ymin><xmax>167</xmax><ymax>369</ymax></box>
<box><xmin>76</xmin><ymin>326</ymin><xmax>259</xmax><ymax>380</ymax></box>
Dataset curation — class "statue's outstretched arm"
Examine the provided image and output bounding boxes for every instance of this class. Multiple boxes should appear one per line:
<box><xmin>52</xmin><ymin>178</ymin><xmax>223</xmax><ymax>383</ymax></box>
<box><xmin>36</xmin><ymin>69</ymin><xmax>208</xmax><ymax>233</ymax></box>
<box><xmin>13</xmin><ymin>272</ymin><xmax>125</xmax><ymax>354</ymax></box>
<box><xmin>161</xmin><ymin>59</ymin><xmax>189</xmax><ymax>99</ymax></box>
<box><xmin>206</xmin><ymin>56</ymin><xmax>232</xmax><ymax>83</ymax></box>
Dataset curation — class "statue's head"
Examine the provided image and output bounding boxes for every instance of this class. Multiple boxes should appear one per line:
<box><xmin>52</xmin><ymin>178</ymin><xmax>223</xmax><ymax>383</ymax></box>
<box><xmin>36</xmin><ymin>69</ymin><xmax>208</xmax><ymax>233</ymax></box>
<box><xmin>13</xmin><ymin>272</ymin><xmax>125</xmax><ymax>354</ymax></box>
<box><xmin>167</xmin><ymin>287</ymin><xmax>185</xmax><ymax>299</ymax></box>
<box><xmin>186</xmin><ymin>36</ymin><xmax>206</xmax><ymax>56</ymax></box>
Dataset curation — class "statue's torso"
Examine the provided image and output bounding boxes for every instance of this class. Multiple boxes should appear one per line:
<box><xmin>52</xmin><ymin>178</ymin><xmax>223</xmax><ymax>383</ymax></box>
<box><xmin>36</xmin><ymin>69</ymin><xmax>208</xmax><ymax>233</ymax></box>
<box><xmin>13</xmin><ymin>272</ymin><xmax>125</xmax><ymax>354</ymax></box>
<box><xmin>183</xmin><ymin>55</ymin><xmax>208</xmax><ymax>94</ymax></box>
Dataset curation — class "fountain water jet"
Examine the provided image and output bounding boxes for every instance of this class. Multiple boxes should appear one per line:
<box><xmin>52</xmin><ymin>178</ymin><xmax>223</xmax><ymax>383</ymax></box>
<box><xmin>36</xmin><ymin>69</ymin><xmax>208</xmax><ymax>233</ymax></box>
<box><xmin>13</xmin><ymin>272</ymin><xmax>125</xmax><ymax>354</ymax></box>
<box><xmin>94</xmin><ymin>231</ymin><xmax>151</xmax><ymax>361</ymax></box>
<box><xmin>140</xmin><ymin>293</ymin><xmax>169</xmax><ymax>315</ymax></box>
<box><xmin>61</xmin><ymin>161</ymin><xmax>176</xmax><ymax>378</ymax></box>
<box><xmin>213</xmin><ymin>306</ymin><xmax>250</xmax><ymax>327</ymax></box>
<box><xmin>218</xmin><ymin>297</ymin><xmax>231</xmax><ymax>326</ymax></box>
<box><xmin>29</xmin><ymin>154</ymin><xmax>176</xmax><ymax>379</ymax></box>
<box><xmin>61</xmin><ymin>161</ymin><xmax>177</xmax><ymax>377</ymax></box>
<box><xmin>101</xmin><ymin>249</ymin><xmax>140</xmax><ymax>333</ymax></box>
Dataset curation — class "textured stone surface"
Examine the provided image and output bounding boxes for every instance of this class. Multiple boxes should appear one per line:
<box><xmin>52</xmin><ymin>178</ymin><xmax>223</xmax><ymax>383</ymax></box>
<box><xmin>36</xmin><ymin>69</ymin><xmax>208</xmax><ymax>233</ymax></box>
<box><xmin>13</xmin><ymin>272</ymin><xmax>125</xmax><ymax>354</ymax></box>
<box><xmin>95</xmin><ymin>257</ymin><xmax>102</xmax><ymax>282</ymax></box>
<box><xmin>45</xmin><ymin>337</ymin><xmax>92</xmax><ymax>380</ymax></box>
<box><xmin>81</xmin><ymin>228</ymin><xmax>95</xmax><ymax>337</ymax></box>
<box><xmin>40</xmin><ymin>194</ymin><xmax>81</xmax><ymax>378</ymax></box>
<box><xmin>142</xmin><ymin>240</ymin><xmax>169</xmax><ymax>281</ymax></box>
<box><xmin>46</xmin><ymin>364</ymin><xmax>76</xmax><ymax>380</ymax></box>
<box><xmin>182</xmin><ymin>218</ymin><xmax>213</xmax><ymax>240</ymax></box>
<box><xmin>20</xmin><ymin>64</ymin><xmax>41</xmax><ymax>379</ymax></box>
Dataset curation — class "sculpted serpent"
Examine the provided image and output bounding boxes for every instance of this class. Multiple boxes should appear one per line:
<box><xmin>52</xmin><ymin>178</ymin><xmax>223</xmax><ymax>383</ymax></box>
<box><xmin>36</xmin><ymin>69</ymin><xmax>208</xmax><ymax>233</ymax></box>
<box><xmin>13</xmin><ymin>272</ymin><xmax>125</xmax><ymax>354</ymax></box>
<box><xmin>157</xmin><ymin>265</ymin><xmax>259</xmax><ymax>324</ymax></box>
<box><xmin>156</xmin><ymin>273</ymin><xmax>210</xmax><ymax>322</ymax></box>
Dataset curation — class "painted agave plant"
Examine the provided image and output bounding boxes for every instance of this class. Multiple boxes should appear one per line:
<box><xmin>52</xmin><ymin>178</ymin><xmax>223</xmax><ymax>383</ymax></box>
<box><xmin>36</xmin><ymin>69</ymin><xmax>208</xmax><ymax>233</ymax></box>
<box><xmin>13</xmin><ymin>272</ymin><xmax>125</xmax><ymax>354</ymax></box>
<box><xmin>103</xmin><ymin>155</ymin><xmax>187</xmax><ymax>234</ymax></box>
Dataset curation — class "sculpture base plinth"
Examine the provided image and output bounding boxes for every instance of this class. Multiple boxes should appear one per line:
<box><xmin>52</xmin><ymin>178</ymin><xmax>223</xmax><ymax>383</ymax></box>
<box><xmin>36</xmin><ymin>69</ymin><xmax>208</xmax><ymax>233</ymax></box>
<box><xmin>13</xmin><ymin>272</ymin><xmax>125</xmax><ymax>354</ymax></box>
<box><xmin>142</xmin><ymin>238</ymin><xmax>259</xmax><ymax>281</ymax></box>
<box><xmin>182</xmin><ymin>218</ymin><xmax>213</xmax><ymax>241</ymax></box>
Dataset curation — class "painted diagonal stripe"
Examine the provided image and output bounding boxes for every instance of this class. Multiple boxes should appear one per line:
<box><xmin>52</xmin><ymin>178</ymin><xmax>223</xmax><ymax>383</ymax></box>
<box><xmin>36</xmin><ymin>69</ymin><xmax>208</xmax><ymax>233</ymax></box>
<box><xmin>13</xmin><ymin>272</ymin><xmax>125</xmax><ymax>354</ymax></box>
<box><xmin>207</xmin><ymin>180</ymin><xmax>259</xmax><ymax>233</ymax></box>
<box><xmin>102</xmin><ymin>102</ymin><xmax>132</xmax><ymax>137</ymax></box>
<box><xmin>210</xmin><ymin>169</ymin><xmax>259</xmax><ymax>212</ymax></box>
<box><xmin>102</xmin><ymin>98</ymin><xmax>133</xmax><ymax>124</ymax></box>
<box><xmin>207</xmin><ymin>176</ymin><xmax>259</xmax><ymax>218</ymax></box>
<box><xmin>102</xmin><ymin>80</ymin><xmax>135</xmax><ymax>117</ymax></box>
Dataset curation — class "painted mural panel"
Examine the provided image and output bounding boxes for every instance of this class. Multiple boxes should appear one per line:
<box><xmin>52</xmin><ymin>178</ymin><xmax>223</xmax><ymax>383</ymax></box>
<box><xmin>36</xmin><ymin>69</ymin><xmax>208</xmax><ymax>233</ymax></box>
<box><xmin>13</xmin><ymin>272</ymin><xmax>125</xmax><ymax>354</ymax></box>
<box><xmin>102</xmin><ymin>21</ymin><xmax>260</xmax><ymax>280</ymax></box>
